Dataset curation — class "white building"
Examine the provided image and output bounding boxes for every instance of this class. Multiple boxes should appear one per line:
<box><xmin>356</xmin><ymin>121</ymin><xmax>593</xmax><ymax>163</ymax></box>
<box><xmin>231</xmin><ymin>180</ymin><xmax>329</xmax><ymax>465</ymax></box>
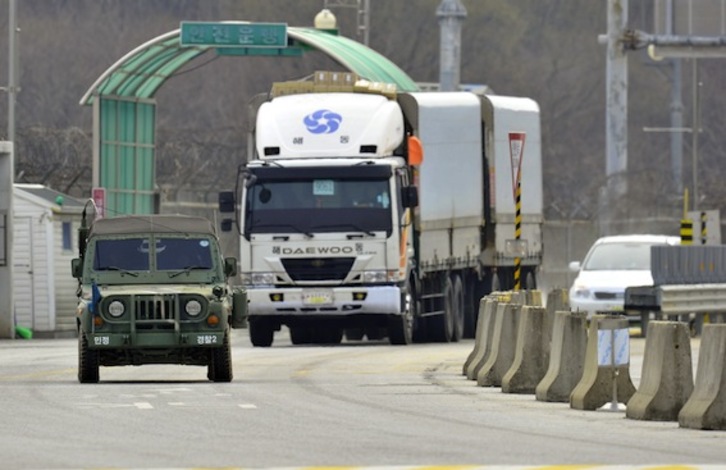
<box><xmin>13</xmin><ymin>184</ymin><xmax>85</xmax><ymax>337</ymax></box>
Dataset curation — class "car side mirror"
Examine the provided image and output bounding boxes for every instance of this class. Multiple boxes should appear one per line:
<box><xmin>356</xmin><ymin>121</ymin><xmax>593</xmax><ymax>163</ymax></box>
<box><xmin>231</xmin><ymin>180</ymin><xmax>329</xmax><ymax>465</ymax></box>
<box><xmin>568</xmin><ymin>261</ymin><xmax>582</xmax><ymax>272</ymax></box>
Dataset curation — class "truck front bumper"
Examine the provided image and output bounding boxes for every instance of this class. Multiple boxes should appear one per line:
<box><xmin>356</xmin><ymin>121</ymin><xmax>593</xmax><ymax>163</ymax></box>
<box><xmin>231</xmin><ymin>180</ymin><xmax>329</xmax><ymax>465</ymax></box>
<box><xmin>246</xmin><ymin>285</ymin><xmax>402</xmax><ymax>316</ymax></box>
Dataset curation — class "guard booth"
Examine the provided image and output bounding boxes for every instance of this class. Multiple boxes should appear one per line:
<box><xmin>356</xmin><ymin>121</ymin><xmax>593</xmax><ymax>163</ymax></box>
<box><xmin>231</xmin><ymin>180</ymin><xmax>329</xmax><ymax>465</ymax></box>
<box><xmin>80</xmin><ymin>22</ymin><xmax>419</xmax><ymax>217</ymax></box>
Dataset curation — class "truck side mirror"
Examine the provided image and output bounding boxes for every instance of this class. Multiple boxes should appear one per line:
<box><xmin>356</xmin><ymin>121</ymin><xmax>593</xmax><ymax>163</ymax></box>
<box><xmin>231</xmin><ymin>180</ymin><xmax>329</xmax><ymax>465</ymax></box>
<box><xmin>401</xmin><ymin>186</ymin><xmax>419</xmax><ymax>208</ymax></box>
<box><xmin>224</xmin><ymin>257</ymin><xmax>238</xmax><ymax>277</ymax></box>
<box><xmin>218</xmin><ymin>191</ymin><xmax>235</xmax><ymax>213</ymax></box>
<box><xmin>71</xmin><ymin>258</ymin><xmax>82</xmax><ymax>279</ymax></box>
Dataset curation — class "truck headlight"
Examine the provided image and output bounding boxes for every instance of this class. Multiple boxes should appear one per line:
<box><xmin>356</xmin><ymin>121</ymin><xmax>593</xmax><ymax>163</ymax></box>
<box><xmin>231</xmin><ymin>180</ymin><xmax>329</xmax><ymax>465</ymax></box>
<box><xmin>243</xmin><ymin>272</ymin><xmax>276</xmax><ymax>286</ymax></box>
<box><xmin>107</xmin><ymin>300</ymin><xmax>125</xmax><ymax>318</ymax></box>
<box><xmin>362</xmin><ymin>270</ymin><xmax>398</xmax><ymax>283</ymax></box>
<box><xmin>185</xmin><ymin>299</ymin><xmax>203</xmax><ymax>317</ymax></box>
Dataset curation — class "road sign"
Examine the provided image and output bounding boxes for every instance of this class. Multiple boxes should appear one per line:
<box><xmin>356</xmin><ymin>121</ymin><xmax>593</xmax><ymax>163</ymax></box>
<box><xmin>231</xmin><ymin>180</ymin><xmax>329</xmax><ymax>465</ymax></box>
<box><xmin>508</xmin><ymin>132</ymin><xmax>526</xmax><ymax>201</ymax></box>
<box><xmin>180</xmin><ymin>22</ymin><xmax>288</xmax><ymax>48</ymax></box>
<box><xmin>92</xmin><ymin>187</ymin><xmax>105</xmax><ymax>219</ymax></box>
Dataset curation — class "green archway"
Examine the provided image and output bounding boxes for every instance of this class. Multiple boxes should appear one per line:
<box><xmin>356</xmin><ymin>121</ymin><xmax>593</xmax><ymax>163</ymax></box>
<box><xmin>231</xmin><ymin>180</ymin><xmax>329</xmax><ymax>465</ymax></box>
<box><xmin>80</xmin><ymin>23</ymin><xmax>419</xmax><ymax>216</ymax></box>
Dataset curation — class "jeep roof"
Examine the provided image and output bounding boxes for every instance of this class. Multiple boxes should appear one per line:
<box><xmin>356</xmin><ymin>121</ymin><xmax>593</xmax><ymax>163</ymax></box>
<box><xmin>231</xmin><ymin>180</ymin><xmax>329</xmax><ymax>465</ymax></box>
<box><xmin>88</xmin><ymin>215</ymin><xmax>217</xmax><ymax>238</ymax></box>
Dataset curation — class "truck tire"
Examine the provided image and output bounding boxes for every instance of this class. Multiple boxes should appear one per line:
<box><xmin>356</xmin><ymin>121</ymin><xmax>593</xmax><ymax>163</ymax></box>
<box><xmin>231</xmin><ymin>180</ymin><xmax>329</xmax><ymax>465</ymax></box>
<box><xmin>344</xmin><ymin>328</ymin><xmax>364</xmax><ymax>341</ymax></box>
<box><xmin>78</xmin><ymin>329</ymin><xmax>100</xmax><ymax>384</ymax></box>
<box><xmin>430</xmin><ymin>277</ymin><xmax>455</xmax><ymax>342</ymax></box>
<box><xmin>389</xmin><ymin>277</ymin><xmax>416</xmax><ymax>345</ymax></box>
<box><xmin>249</xmin><ymin>319</ymin><xmax>274</xmax><ymax>347</ymax></box>
<box><xmin>290</xmin><ymin>326</ymin><xmax>314</xmax><ymax>344</ymax></box>
<box><xmin>208</xmin><ymin>332</ymin><xmax>233</xmax><ymax>382</ymax></box>
<box><xmin>313</xmin><ymin>327</ymin><xmax>343</xmax><ymax>344</ymax></box>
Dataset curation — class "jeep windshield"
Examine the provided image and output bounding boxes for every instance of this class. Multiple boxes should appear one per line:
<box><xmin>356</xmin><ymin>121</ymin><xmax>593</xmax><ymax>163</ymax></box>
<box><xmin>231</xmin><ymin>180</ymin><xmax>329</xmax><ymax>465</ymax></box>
<box><xmin>244</xmin><ymin>168</ymin><xmax>394</xmax><ymax>237</ymax></box>
<box><xmin>93</xmin><ymin>237</ymin><xmax>215</xmax><ymax>273</ymax></box>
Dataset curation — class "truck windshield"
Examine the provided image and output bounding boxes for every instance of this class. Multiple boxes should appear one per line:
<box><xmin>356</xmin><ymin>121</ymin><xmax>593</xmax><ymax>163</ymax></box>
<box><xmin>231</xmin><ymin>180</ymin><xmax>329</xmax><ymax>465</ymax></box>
<box><xmin>93</xmin><ymin>237</ymin><xmax>214</xmax><ymax>272</ymax></box>
<box><xmin>245</xmin><ymin>178</ymin><xmax>393</xmax><ymax>235</ymax></box>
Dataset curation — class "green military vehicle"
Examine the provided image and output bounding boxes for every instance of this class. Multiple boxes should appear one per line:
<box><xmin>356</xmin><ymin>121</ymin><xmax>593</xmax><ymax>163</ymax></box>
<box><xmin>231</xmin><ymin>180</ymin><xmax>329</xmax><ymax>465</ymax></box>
<box><xmin>71</xmin><ymin>213</ymin><xmax>247</xmax><ymax>383</ymax></box>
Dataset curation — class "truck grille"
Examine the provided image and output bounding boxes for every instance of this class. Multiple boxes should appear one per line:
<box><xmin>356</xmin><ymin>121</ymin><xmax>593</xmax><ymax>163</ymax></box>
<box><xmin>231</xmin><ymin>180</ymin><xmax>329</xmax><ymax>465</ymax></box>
<box><xmin>281</xmin><ymin>257</ymin><xmax>355</xmax><ymax>281</ymax></box>
<box><xmin>135</xmin><ymin>295</ymin><xmax>178</xmax><ymax>321</ymax></box>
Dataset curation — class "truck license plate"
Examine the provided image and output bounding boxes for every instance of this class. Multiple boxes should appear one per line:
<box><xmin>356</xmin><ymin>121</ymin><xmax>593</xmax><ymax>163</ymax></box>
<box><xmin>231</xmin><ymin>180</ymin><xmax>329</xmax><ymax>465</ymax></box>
<box><xmin>303</xmin><ymin>290</ymin><xmax>333</xmax><ymax>305</ymax></box>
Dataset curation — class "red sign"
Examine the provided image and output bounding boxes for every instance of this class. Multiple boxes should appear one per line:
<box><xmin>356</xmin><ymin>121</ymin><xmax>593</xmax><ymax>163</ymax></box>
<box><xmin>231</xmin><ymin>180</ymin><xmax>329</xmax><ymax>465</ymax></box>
<box><xmin>508</xmin><ymin>132</ymin><xmax>526</xmax><ymax>201</ymax></box>
<box><xmin>92</xmin><ymin>187</ymin><xmax>106</xmax><ymax>219</ymax></box>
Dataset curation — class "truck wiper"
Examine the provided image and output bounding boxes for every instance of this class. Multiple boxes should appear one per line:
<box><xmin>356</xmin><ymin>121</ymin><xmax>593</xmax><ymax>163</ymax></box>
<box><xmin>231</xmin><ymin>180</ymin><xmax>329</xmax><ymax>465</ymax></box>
<box><xmin>314</xmin><ymin>223</ymin><xmax>375</xmax><ymax>237</ymax></box>
<box><xmin>252</xmin><ymin>223</ymin><xmax>314</xmax><ymax>238</ymax></box>
<box><xmin>104</xmin><ymin>266</ymin><xmax>139</xmax><ymax>277</ymax></box>
<box><xmin>168</xmin><ymin>266</ymin><xmax>209</xmax><ymax>279</ymax></box>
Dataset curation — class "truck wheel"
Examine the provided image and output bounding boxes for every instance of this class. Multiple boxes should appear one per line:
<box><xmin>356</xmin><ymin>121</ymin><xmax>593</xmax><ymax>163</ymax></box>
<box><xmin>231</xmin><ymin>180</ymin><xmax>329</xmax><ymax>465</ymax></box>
<box><xmin>388</xmin><ymin>314</ymin><xmax>412</xmax><ymax>345</ymax></box>
<box><xmin>290</xmin><ymin>327</ymin><xmax>313</xmax><ymax>345</ymax></box>
<box><xmin>430</xmin><ymin>277</ymin><xmax>455</xmax><ymax>342</ymax></box>
<box><xmin>313</xmin><ymin>327</ymin><xmax>343</xmax><ymax>344</ymax></box>
<box><xmin>209</xmin><ymin>332</ymin><xmax>233</xmax><ymax>382</ymax></box>
<box><xmin>78</xmin><ymin>329</ymin><xmax>99</xmax><ymax>384</ymax></box>
<box><xmin>249</xmin><ymin>320</ymin><xmax>274</xmax><ymax>347</ymax></box>
<box><xmin>451</xmin><ymin>275</ymin><xmax>465</xmax><ymax>342</ymax></box>
<box><xmin>390</xmin><ymin>277</ymin><xmax>416</xmax><ymax>345</ymax></box>
<box><xmin>344</xmin><ymin>328</ymin><xmax>364</xmax><ymax>341</ymax></box>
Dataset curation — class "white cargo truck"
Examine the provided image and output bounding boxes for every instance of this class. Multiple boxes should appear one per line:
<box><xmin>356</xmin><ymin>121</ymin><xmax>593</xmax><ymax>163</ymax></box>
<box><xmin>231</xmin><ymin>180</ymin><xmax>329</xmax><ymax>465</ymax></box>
<box><xmin>220</xmin><ymin>75</ymin><xmax>543</xmax><ymax>346</ymax></box>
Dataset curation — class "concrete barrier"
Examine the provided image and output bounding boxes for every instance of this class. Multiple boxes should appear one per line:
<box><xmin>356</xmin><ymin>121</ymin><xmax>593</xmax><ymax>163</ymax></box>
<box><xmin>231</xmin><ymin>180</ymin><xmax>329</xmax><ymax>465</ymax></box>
<box><xmin>502</xmin><ymin>306</ymin><xmax>548</xmax><ymax>394</ymax></box>
<box><xmin>463</xmin><ymin>296</ymin><xmax>498</xmax><ymax>380</ymax></box>
<box><xmin>570</xmin><ymin>315</ymin><xmax>636</xmax><ymax>411</ymax></box>
<box><xmin>626</xmin><ymin>321</ymin><xmax>693</xmax><ymax>421</ymax></box>
<box><xmin>477</xmin><ymin>302</ymin><xmax>520</xmax><ymax>387</ymax></box>
<box><xmin>535</xmin><ymin>310</ymin><xmax>588</xmax><ymax>402</ymax></box>
<box><xmin>679</xmin><ymin>324</ymin><xmax>726</xmax><ymax>430</ymax></box>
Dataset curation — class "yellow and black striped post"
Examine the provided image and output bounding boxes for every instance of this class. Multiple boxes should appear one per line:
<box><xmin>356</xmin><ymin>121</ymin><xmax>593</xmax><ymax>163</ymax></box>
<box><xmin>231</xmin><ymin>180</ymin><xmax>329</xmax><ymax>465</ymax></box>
<box><xmin>700</xmin><ymin>211</ymin><xmax>707</xmax><ymax>245</ymax></box>
<box><xmin>514</xmin><ymin>180</ymin><xmax>522</xmax><ymax>291</ymax></box>
<box><xmin>680</xmin><ymin>218</ymin><xmax>693</xmax><ymax>245</ymax></box>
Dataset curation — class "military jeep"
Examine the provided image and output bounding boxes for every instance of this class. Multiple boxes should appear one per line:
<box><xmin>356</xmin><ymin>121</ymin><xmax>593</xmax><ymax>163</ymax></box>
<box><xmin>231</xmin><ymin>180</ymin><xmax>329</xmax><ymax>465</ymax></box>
<box><xmin>71</xmin><ymin>214</ymin><xmax>247</xmax><ymax>383</ymax></box>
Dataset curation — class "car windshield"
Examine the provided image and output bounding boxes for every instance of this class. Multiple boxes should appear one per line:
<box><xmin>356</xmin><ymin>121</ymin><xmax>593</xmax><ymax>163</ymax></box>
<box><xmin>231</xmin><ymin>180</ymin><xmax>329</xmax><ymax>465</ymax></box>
<box><xmin>582</xmin><ymin>242</ymin><xmax>659</xmax><ymax>271</ymax></box>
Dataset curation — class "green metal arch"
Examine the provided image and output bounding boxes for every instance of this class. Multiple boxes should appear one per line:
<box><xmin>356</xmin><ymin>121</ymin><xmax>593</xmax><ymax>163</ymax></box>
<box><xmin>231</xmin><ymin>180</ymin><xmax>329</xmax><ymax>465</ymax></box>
<box><xmin>80</xmin><ymin>25</ymin><xmax>418</xmax><ymax>105</ymax></box>
<box><xmin>81</xmin><ymin>23</ymin><xmax>418</xmax><ymax>217</ymax></box>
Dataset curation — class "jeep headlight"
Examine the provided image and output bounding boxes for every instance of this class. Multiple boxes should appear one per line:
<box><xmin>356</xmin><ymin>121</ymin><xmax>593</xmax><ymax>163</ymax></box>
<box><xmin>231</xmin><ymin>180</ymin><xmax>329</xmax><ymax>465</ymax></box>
<box><xmin>185</xmin><ymin>299</ymin><xmax>203</xmax><ymax>317</ymax></box>
<box><xmin>107</xmin><ymin>300</ymin><xmax>125</xmax><ymax>318</ymax></box>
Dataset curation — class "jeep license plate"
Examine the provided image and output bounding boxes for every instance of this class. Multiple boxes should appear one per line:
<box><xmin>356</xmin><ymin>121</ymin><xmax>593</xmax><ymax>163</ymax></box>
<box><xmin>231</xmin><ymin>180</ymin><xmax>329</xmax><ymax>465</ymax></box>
<box><xmin>302</xmin><ymin>290</ymin><xmax>333</xmax><ymax>305</ymax></box>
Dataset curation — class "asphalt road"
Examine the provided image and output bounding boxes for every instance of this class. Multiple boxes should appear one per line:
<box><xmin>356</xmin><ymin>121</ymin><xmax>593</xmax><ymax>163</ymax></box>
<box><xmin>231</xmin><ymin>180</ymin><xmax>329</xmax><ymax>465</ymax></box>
<box><xmin>0</xmin><ymin>329</ymin><xmax>723</xmax><ymax>470</ymax></box>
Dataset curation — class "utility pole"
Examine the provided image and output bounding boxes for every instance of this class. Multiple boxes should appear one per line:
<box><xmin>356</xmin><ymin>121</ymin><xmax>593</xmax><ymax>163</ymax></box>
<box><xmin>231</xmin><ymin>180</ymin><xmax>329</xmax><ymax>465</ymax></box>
<box><xmin>7</xmin><ymin>0</ymin><xmax>18</xmax><ymax>142</ymax></box>
<box><xmin>602</xmin><ymin>0</ymin><xmax>629</xmax><ymax>235</ymax></box>
<box><xmin>436</xmin><ymin>0</ymin><xmax>467</xmax><ymax>92</ymax></box>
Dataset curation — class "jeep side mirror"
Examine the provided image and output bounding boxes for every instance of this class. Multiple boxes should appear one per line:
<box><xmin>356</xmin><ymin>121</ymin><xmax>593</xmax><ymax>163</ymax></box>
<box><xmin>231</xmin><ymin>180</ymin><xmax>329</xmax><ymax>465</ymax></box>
<box><xmin>71</xmin><ymin>258</ymin><xmax>82</xmax><ymax>279</ymax></box>
<box><xmin>224</xmin><ymin>257</ymin><xmax>238</xmax><ymax>277</ymax></box>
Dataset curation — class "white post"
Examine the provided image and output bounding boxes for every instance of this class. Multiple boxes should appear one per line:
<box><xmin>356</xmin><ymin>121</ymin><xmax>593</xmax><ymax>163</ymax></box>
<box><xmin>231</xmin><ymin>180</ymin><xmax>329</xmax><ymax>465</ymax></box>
<box><xmin>0</xmin><ymin>141</ymin><xmax>14</xmax><ymax>339</ymax></box>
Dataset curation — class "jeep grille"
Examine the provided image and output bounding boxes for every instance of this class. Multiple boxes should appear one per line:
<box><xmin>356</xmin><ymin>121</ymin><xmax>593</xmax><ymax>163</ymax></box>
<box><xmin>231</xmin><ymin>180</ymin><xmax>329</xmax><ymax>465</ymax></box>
<box><xmin>135</xmin><ymin>295</ymin><xmax>178</xmax><ymax>321</ymax></box>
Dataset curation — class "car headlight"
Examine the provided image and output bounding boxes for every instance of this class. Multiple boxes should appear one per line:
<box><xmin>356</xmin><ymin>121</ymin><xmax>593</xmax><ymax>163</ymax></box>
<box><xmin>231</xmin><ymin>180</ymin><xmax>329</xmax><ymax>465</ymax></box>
<box><xmin>107</xmin><ymin>300</ymin><xmax>125</xmax><ymax>318</ymax></box>
<box><xmin>571</xmin><ymin>286</ymin><xmax>591</xmax><ymax>299</ymax></box>
<box><xmin>185</xmin><ymin>299</ymin><xmax>203</xmax><ymax>317</ymax></box>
